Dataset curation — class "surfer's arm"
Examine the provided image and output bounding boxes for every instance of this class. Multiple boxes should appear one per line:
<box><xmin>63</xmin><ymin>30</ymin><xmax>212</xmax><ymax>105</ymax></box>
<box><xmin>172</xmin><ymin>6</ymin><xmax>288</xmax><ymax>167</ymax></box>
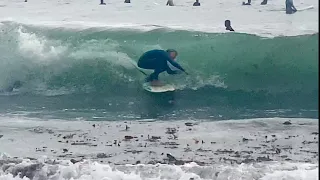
<box><xmin>163</xmin><ymin>53</ymin><xmax>185</xmax><ymax>72</ymax></box>
<box><xmin>166</xmin><ymin>68</ymin><xmax>179</xmax><ymax>74</ymax></box>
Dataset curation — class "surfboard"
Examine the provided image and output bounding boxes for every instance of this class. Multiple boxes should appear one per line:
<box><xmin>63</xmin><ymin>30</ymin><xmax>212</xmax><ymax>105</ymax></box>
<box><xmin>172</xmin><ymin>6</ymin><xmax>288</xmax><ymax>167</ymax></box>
<box><xmin>297</xmin><ymin>5</ymin><xmax>314</xmax><ymax>11</ymax></box>
<box><xmin>142</xmin><ymin>82</ymin><xmax>175</xmax><ymax>93</ymax></box>
<box><xmin>269</xmin><ymin>5</ymin><xmax>314</xmax><ymax>12</ymax></box>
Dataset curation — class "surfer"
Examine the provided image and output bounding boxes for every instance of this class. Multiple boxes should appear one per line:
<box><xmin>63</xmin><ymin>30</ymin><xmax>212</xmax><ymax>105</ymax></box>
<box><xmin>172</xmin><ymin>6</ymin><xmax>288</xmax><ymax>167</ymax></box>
<box><xmin>242</xmin><ymin>0</ymin><xmax>251</xmax><ymax>5</ymax></box>
<box><xmin>166</xmin><ymin>0</ymin><xmax>174</xmax><ymax>6</ymax></box>
<box><xmin>193</xmin><ymin>0</ymin><xmax>200</xmax><ymax>6</ymax></box>
<box><xmin>137</xmin><ymin>49</ymin><xmax>187</xmax><ymax>86</ymax></box>
<box><xmin>0</xmin><ymin>81</ymin><xmax>22</xmax><ymax>93</ymax></box>
<box><xmin>100</xmin><ymin>0</ymin><xmax>106</xmax><ymax>5</ymax></box>
<box><xmin>225</xmin><ymin>20</ymin><xmax>234</xmax><ymax>31</ymax></box>
<box><xmin>285</xmin><ymin>0</ymin><xmax>297</xmax><ymax>14</ymax></box>
<box><xmin>261</xmin><ymin>0</ymin><xmax>268</xmax><ymax>5</ymax></box>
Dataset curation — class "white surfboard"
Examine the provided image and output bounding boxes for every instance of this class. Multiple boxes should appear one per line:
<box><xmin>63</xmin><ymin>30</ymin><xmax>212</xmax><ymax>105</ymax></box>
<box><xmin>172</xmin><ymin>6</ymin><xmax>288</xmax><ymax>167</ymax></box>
<box><xmin>297</xmin><ymin>5</ymin><xmax>314</xmax><ymax>11</ymax></box>
<box><xmin>142</xmin><ymin>82</ymin><xmax>175</xmax><ymax>93</ymax></box>
<box><xmin>269</xmin><ymin>5</ymin><xmax>314</xmax><ymax>12</ymax></box>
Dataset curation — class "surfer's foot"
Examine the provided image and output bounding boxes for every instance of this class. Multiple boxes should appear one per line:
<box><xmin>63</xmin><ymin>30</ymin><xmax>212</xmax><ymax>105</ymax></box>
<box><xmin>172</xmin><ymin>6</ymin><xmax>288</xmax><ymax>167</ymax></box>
<box><xmin>150</xmin><ymin>80</ymin><xmax>163</xmax><ymax>86</ymax></box>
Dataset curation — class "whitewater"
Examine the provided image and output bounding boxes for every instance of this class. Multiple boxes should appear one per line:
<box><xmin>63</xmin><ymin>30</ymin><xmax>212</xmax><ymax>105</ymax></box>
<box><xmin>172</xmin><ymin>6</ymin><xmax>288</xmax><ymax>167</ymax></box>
<box><xmin>0</xmin><ymin>0</ymin><xmax>319</xmax><ymax>179</ymax></box>
<box><xmin>0</xmin><ymin>0</ymin><xmax>318</xmax><ymax>37</ymax></box>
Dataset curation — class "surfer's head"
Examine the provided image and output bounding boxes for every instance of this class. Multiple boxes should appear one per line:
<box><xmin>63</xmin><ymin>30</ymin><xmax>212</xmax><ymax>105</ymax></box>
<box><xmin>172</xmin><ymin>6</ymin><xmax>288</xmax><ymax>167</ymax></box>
<box><xmin>13</xmin><ymin>81</ymin><xmax>22</xmax><ymax>89</ymax></box>
<box><xmin>166</xmin><ymin>49</ymin><xmax>178</xmax><ymax>60</ymax></box>
<box><xmin>225</xmin><ymin>20</ymin><xmax>231</xmax><ymax>28</ymax></box>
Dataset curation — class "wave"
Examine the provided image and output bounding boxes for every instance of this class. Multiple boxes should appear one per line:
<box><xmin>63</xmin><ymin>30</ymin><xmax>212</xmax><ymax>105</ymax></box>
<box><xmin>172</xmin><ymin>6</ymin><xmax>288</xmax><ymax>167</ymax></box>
<box><xmin>0</xmin><ymin>156</ymin><xmax>318</xmax><ymax>180</ymax></box>
<box><xmin>0</xmin><ymin>22</ymin><xmax>318</xmax><ymax>113</ymax></box>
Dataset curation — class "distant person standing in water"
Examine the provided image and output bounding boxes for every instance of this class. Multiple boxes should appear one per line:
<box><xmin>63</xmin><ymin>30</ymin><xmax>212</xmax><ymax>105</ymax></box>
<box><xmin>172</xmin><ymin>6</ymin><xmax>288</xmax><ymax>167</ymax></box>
<box><xmin>242</xmin><ymin>0</ymin><xmax>251</xmax><ymax>5</ymax></box>
<box><xmin>193</xmin><ymin>0</ymin><xmax>200</xmax><ymax>6</ymax></box>
<box><xmin>0</xmin><ymin>81</ymin><xmax>22</xmax><ymax>93</ymax></box>
<box><xmin>100</xmin><ymin>0</ymin><xmax>106</xmax><ymax>5</ymax></box>
<box><xmin>124</xmin><ymin>0</ymin><xmax>130</xmax><ymax>3</ymax></box>
<box><xmin>261</xmin><ymin>0</ymin><xmax>268</xmax><ymax>5</ymax></box>
<box><xmin>225</xmin><ymin>20</ymin><xmax>234</xmax><ymax>31</ymax></box>
<box><xmin>285</xmin><ymin>0</ymin><xmax>297</xmax><ymax>14</ymax></box>
<box><xmin>166</xmin><ymin>0</ymin><xmax>174</xmax><ymax>6</ymax></box>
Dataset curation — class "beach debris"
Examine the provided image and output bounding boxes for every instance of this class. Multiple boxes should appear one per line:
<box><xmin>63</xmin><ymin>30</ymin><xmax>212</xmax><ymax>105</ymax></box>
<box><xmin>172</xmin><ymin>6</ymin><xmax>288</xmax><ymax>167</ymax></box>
<box><xmin>97</xmin><ymin>153</ymin><xmax>110</xmax><ymax>158</ymax></box>
<box><xmin>242</xmin><ymin>138</ymin><xmax>249</xmax><ymax>142</ymax></box>
<box><xmin>185</xmin><ymin>122</ymin><xmax>194</xmax><ymax>126</ymax></box>
<box><xmin>166</xmin><ymin>153</ymin><xmax>177</xmax><ymax>162</ymax></box>
<box><xmin>62</xmin><ymin>134</ymin><xmax>75</xmax><ymax>139</ymax></box>
<box><xmin>124</xmin><ymin>136</ymin><xmax>134</xmax><ymax>140</ymax></box>
<box><xmin>70</xmin><ymin>159</ymin><xmax>82</xmax><ymax>164</ymax></box>
<box><xmin>283</xmin><ymin>121</ymin><xmax>292</xmax><ymax>125</ymax></box>
<box><xmin>71</xmin><ymin>142</ymin><xmax>91</xmax><ymax>146</ymax></box>
<box><xmin>165</xmin><ymin>128</ymin><xmax>177</xmax><ymax>134</ymax></box>
<box><xmin>151</xmin><ymin>136</ymin><xmax>161</xmax><ymax>140</ymax></box>
<box><xmin>62</xmin><ymin>149</ymin><xmax>68</xmax><ymax>153</ymax></box>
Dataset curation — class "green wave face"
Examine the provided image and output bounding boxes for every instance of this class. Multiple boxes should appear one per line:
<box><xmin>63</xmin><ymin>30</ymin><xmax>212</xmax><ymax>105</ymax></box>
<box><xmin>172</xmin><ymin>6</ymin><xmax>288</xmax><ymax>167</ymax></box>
<box><xmin>0</xmin><ymin>23</ymin><xmax>318</xmax><ymax>119</ymax></box>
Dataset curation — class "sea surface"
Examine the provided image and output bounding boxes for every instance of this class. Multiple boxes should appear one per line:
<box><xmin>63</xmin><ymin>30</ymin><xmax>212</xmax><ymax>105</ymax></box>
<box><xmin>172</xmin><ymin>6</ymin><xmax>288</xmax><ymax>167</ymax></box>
<box><xmin>0</xmin><ymin>0</ymin><xmax>318</xmax><ymax>179</ymax></box>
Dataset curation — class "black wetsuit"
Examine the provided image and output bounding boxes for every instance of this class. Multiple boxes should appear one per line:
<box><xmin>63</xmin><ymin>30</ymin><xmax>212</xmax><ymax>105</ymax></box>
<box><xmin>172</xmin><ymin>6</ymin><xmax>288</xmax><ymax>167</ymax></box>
<box><xmin>286</xmin><ymin>0</ymin><xmax>297</xmax><ymax>14</ymax></box>
<box><xmin>137</xmin><ymin>50</ymin><xmax>185</xmax><ymax>82</ymax></box>
<box><xmin>193</xmin><ymin>2</ymin><xmax>200</xmax><ymax>6</ymax></box>
<box><xmin>226</xmin><ymin>27</ymin><xmax>234</xmax><ymax>31</ymax></box>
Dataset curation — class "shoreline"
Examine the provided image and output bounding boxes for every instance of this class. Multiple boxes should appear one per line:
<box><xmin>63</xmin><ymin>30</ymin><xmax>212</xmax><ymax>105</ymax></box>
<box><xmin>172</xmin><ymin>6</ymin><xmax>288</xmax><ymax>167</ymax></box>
<box><xmin>0</xmin><ymin>118</ymin><xmax>318</xmax><ymax>166</ymax></box>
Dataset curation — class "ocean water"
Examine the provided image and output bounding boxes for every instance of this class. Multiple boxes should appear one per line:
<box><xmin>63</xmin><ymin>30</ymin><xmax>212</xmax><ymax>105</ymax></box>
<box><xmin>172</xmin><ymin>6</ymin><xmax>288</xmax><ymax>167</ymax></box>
<box><xmin>0</xmin><ymin>0</ymin><xmax>319</xmax><ymax>179</ymax></box>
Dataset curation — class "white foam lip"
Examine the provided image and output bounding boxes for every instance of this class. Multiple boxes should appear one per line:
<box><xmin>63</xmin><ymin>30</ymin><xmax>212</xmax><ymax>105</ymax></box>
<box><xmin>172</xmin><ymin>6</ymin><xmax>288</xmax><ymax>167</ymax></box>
<box><xmin>0</xmin><ymin>0</ymin><xmax>318</xmax><ymax>37</ymax></box>
<box><xmin>0</xmin><ymin>158</ymin><xmax>318</xmax><ymax>180</ymax></box>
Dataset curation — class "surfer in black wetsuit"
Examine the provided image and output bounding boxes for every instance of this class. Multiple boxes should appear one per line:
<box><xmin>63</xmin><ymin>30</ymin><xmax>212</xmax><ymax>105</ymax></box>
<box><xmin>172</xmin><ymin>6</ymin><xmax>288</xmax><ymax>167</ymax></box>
<box><xmin>225</xmin><ymin>20</ymin><xmax>234</xmax><ymax>31</ymax></box>
<box><xmin>261</xmin><ymin>0</ymin><xmax>268</xmax><ymax>5</ymax></box>
<box><xmin>285</xmin><ymin>0</ymin><xmax>297</xmax><ymax>14</ymax></box>
<box><xmin>242</xmin><ymin>0</ymin><xmax>251</xmax><ymax>5</ymax></box>
<box><xmin>166</xmin><ymin>0</ymin><xmax>174</xmax><ymax>6</ymax></box>
<box><xmin>137</xmin><ymin>49</ymin><xmax>187</xmax><ymax>86</ymax></box>
<box><xmin>193</xmin><ymin>0</ymin><xmax>200</xmax><ymax>6</ymax></box>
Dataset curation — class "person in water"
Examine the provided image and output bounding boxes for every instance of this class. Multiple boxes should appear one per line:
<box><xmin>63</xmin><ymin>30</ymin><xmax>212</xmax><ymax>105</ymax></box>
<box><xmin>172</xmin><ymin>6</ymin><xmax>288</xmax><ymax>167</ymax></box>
<box><xmin>242</xmin><ymin>0</ymin><xmax>251</xmax><ymax>5</ymax></box>
<box><xmin>193</xmin><ymin>0</ymin><xmax>200</xmax><ymax>6</ymax></box>
<box><xmin>0</xmin><ymin>81</ymin><xmax>22</xmax><ymax>93</ymax></box>
<box><xmin>225</xmin><ymin>20</ymin><xmax>234</xmax><ymax>31</ymax></box>
<box><xmin>261</xmin><ymin>0</ymin><xmax>268</xmax><ymax>5</ymax></box>
<box><xmin>100</xmin><ymin>0</ymin><xmax>106</xmax><ymax>5</ymax></box>
<box><xmin>166</xmin><ymin>0</ymin><xmax>174</xmax><ymax>6</ymax></box>
<box><xmin>285</xmin><ymin>0</ymin><xmax>297</xmax><ymax>14</ymax></box>
<box><xmin>137</xmin><ymin>49</ymin><xmax>187</xmax><ymax>86</ymax></box>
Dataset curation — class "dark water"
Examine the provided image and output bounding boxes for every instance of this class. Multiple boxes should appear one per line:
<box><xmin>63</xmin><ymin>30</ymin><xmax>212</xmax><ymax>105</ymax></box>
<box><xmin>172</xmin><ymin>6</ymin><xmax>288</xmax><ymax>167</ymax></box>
<box><xmin>0</xmin><ymin>22</ymin><xmax>318</xmax><ymax>120</ymax></box>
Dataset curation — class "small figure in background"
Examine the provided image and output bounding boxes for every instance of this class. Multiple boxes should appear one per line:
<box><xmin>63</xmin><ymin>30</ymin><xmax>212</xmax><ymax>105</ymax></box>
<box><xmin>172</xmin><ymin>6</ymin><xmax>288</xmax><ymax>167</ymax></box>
<box><xmin>225</xmin><ymin>20</ymin><xmax>234</xmax><ymax>31</ymax></box>
<box><xmin>166</xmin><ymin>0</ymin><xmax>174</xmax><ymax>6</ymax></box>
<box><xmin>124</xmin><ymin>0</ymin><xmax>130</xmax><ymax>3</ymax></box>
<box><xmin>286</xmin><ymin>0</ymin><xmax>297</xmax><ymax>14</ymax></box>
<box><xmin>193</xmin><ymin>0</ymin><xmax>200</xmax><ymax>6</ymax></box>
<box><xmin>100</xmin><ymin>0</ymin><xmax>106</xmax><ymax>5</ymax></box>
<box><xmin>242</xmin><ymin>0</ymin><xmax>251</xmax><ymax>5</ymax></box>
<box><xmin>261</xmin><ymin>0</ymin><xmax>268</xmax><ymax>5</ymax></box>
<box><xmin>1</xmin><ymin>81</ymin><xmax>22</xmax><ymax>93</ymax></box>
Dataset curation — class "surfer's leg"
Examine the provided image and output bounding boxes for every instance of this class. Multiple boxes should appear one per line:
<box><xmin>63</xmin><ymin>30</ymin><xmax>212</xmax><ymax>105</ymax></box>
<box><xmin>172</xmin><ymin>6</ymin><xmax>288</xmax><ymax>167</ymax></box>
<box><xmin>145</xmin><ymin>70</ymin><xmax>161</xmax><ymax>82</ymax></box>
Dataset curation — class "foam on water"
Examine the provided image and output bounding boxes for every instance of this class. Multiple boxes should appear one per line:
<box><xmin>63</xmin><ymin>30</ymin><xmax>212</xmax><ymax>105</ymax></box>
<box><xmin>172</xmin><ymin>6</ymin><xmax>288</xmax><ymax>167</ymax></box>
<box><xmin>0</xmin><ymin>157</ymin><xmax>318</xmax><ymax>180</ymax></box>
<box><xmin>0</xmin><ymin>0</ymin><xmax>318</xmax><ymax>37</ymax></box>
